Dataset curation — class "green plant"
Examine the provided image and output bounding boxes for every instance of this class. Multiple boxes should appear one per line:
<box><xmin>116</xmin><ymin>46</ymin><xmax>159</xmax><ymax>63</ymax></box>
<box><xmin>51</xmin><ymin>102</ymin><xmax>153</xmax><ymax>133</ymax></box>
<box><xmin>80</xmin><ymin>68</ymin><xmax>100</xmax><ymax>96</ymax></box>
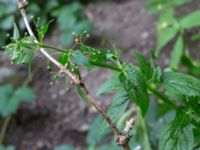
<box><xmin>0</xmin><ymin>84</ymin><xmax>36</xmax><ymax>147</ymax></box>
<box><xmin>0</xmin><ymin>0</ymin><xmax>18</xmax><ymax>46</ymax></box>
<box><xmin>0</xmin><ymin>145</ymin><xmax>15</xmax><ymax>150</ymax></box>
<box><xmin>0</xmin><ymin>0</ymin><xmax>92</xmax><ymax>47</ymax></box>
<box><xmin>147</xmin><ymin>0</ymin><xmax>189</xmax><ymax>14</ymax></box>
<box><xmin>0</xmin><ymin>84</ymin><xmax>35</xmax><ymax>117</ymax></box>
<box><xmin>147</xmin><ymin>0</ymin><xmax>200</xmax><ymax>74</ymax></box>
<box><xmin>52</xmin><ymin>2</ymin><xmax>92</xmax><ymax>46</ymax></box>
<box><xmin>3</xmin><ymin>0</ymin><xmax>200</xmax><ymax>149</ymax></box>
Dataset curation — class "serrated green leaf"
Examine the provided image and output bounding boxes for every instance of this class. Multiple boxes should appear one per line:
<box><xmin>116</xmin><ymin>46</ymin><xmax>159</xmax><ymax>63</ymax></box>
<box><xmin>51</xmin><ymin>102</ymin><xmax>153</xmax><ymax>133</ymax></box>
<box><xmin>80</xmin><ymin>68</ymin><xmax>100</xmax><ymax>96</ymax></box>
<box><xmin>134</xmin><ymin>52</ymin><xmax>152</xmax><ymax>80</ymax></box>
<box><xmin>80</xmin><ymin>44</ymin><xmax>95</xmax><ymax>53</ymax></box>
<box><xmin>100</xmin><ymin>90</ymin><xmax>129</xmax><ymax>130</ymax></box>
<box><xmin>160</xmin><ymin>126</ymin><xmax>194</xmax><ymax>150</ymax></box>
<box><xmin>120</xmin><ymin>64</ymin><xmax>149</xmax><ymax>117</ymax></box>
<box><xmin>80</xmin><ymin>44</ymin><xmax>117</xmax><ymax>64</ymax></box>
<box><xmin>170</xmin><ymin>35</ymin><xmax>184</xmax><ymax>69</ymax></box>
<box><xmin>193</xmin><ymin>128</ymin><xmax>200</xmax><ymax>149</ymax></box>
<box><xmin>185</xmin><ymin>97</ymin><xmax>200</xmax><ymax>120</ymax></box>
<box><xmin>180</xmin><ymin>10</ymin><xmax>200</xmax><ymax>29</ymax></box>
<box><xmin>58</xmin><ymin>53</ymin><xmax>69</xmax><ymax>65</ymax></box>
<box><xmin>159</xmin><ymin>113</ymin><xmax>194</xmax><ymax>150</ymax></box>
<box><xmin>71</xmin><ymin>50</ymin><xmax>91</xmax><ymax>68</ymax></box>
<box><xmin>4</xmin><ymin>36</ymin><xmax>36</xmax><ymax>64</ymax></box>
<box><xmin>161</xmin><ymin>71</ymin><xmax>200</xmax><ymax>96</ymax></box>
<box><xmin>96</xmin><ymin>73</ymin><xmax>122</xmax><ymax>95</ymax></box>
<box><xmin>13</xmin><ymin>22</ymin><xmax>20</xmax><ymax>40</ymax></box>
<box><xmin>97</xmin><ymin>73</ymin><xmax>130</xmax><ymax>131</ymax></box>
<box><xmin>165</xmin><ymin>90</ymin><xmax>185</xmax><ymax>101</ymax></box>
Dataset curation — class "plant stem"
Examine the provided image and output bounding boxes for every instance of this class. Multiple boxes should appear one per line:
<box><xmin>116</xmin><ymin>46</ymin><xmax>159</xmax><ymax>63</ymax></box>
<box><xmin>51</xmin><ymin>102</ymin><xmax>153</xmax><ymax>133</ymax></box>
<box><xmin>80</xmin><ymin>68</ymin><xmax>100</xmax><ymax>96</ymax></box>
<box><xmin>122</xmin><ymin>144</ymin><xmax>131</xmax><ymax>150</ymax></box>
<box><xmin>136</xmin><ymin>109</ymin><xmax>151</xmax><ymax>150</ymax></box>
<box><xmin>18</xmin><ymin>1</ymin><xmax>132</xmax><ymax>149</ymax></box>
<box><xmin>0</xmin><ymin>116</ymin><xmax>11</xmax><ymax>144</ymax></box>
<box><xmin>18</xmin><ymin>0</ymin><xmax>80</xmax><ymax>84</ymax></box>
<box><xmin>21</xmin><ymin>39</ymin><xmax>123</xmax><ymax>72</ymax></box>
<box><xmin>79</xmin><ymin>82</ymin><xmax>121</xmax><ymax>136</ymax></box>
<box><xmin>33</xmin><ymin>42</ymin><xmax>122</xmax><ymax>71</ymax></box>
<box><xmin>147</xmin><ymin>85</ymin><xmax>178</xmax><ymax>111</ymax></box>
<box><xmin>89</xmin><ymin>61</ymin><xmax>121</xmax><ymax>71</ymax></box>
<box><xmin>35</xmin><ymin>43</ymin><xmax>68</xmax><ymax>53</ymax></box>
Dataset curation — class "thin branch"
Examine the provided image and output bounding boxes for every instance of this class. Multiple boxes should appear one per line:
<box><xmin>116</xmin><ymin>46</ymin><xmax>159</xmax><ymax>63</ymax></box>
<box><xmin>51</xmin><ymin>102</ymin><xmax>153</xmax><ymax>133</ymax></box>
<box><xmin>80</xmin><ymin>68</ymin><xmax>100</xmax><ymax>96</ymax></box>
<box><xmin>124</xmin><ymin>118</ymin><xmax>135</xmax><ymax>134</ymax></box>
<box><xmin>18</xmin><ymin>0</ymin><xmax>80</xmax><ymax>85</ymax></box>
<box><xmin>17</xmin><ymin>0</ymin><xmax>132</xmax><ymax>149</ymax></box>
<box><xmin>0</xmin><ymin>116</ymin><xmax>11</xmax><ymax>144</ymax></box>
<box><xmin>79</xmin><ymin>82</ymin><xmax>121</xmax><ymax>136</ymax></box>
<box><xmin>25</xmin><ymin>41</ymin><xmax>122</xmax><ymax>71</ymax></box>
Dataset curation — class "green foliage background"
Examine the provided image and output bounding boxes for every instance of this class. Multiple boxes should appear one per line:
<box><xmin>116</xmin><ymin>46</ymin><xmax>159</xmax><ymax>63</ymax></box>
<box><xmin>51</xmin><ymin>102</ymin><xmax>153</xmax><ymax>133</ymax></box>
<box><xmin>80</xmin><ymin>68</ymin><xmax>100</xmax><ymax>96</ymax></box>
<box><xmin>0</xmin><ymin>0</ymin><xmax>92</xmax><ymax>47</ymax></box>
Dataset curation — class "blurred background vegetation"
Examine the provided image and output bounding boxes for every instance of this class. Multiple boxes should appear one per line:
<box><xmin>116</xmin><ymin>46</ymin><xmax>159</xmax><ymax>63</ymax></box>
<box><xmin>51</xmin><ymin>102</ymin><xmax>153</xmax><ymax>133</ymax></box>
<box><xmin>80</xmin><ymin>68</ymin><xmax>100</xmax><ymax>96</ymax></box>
<box><xmin>0</xmin><ymin>0</ymin><xmax>93</xmax><ymax>47</ymax></box>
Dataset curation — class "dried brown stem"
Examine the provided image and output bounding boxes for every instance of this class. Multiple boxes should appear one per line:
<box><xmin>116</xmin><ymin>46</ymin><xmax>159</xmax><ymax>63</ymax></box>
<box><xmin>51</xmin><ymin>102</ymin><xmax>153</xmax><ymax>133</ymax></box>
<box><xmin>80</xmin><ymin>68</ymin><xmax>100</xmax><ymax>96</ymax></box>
<box><xmin>17</xmin><ymin>0</ymin><xmax>132</xmax><ymax>149</ymax></box>
<box><xmin>79</xmin><ymin>82</ymin><xmax>121</xmax><ymax>136</ymax></box>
